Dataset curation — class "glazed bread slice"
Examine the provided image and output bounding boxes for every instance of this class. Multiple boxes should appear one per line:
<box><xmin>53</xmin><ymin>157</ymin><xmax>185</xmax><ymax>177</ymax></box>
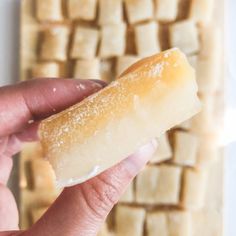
<box><xmin>39</xmin><ymin>48</ymin><xmax>201</xmax><ymax>187</ymax></box>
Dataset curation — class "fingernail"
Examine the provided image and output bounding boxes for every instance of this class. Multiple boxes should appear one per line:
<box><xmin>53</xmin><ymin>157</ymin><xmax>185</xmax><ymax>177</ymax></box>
<box><xmin>89</xmin><ymin>79</ymin><xmax>107</xmax><ymax>88</ymax></box>
<box><xmin>122</xmin><ymin>139</ymin><xmax>158</xmax><ymax>175</ymax></box>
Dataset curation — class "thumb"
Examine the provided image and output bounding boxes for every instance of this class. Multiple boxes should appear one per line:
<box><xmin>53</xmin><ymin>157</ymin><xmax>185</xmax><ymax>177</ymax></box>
<box><xmin>24</xmin><ymin>140</ymin><xmax>157</xmax><ymax>236</ymax></box>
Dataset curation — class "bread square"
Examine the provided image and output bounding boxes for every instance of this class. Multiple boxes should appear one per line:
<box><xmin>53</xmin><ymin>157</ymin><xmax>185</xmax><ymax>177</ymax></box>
<box><xmin>100</xmin><ymin>60</ymin><xmax>115</xmax><ymax>82</ymax></box>
<box><xmin>181</xmin><ymin>168</ymin><xmax>208</xmax><ymax>210</ymax></box>
<box><xmin>155</xmin><ymin>0</ymin><xmax>179</xmax><ymax>22</ymax></box>
<box><xmin>68</xmin><ymin>0</ymin><xmax>97</xmax><ymax>20</ymax></box>
<box><xmin>150</xmin><ymin>134</ymin><xmax>172</xmax><ymax>164</ymax></box>
<box><xmin>31</xmin><ymin>207</ymin><xmax>48</xmax><ymax>224</ymax></box>
<box><xmin>116</xmin><ymin>205</ymin><xmax>145</xmax><ymax>236</ymax></box>
<box><xmin>98</xmin><ymin>0</ymin><xmax>123</xmax><ymax>25</ymax></box>
<box><xmin>40</xmin><ymin>26</ymin><xmax>70</xmax><ymax>61</ymax></box>
<box><xmin>32</xmin><ymin>62</ymin><xmax>60</xmax><ymax>78</ymax></box>
<box><xmin>99</xmin><ymin>24</ymin><xmax>126</xmax><ymax>58</ymax></box>
<box><xmin>70</xmin><ymin>26</ymin><xmax>99</xmax><ymax>59</ymax></box>
<box><xmin>136</xmin><ymin>165</ymin><xmax>182</xmax><ymax>204</ymax></box>
<box><xmin>146</xmin><ymin>212</ymin><xmax>168</xmax><ymax>236</ymax></box>
<box><xmin>190</xmin><ymin>94</ymin><xmax>215</xmax><ymax>134</ymax></box>
<box><xmin>36</xmin><ymin>0</ymin><xmax>63</xmax><ymax>21</ymax></box>
<box><xmin>168</xmin><ymin>211</ymin><xmax>192</xmax><ymax>236</ymax></box>
<box><xmin>196</xmin><ymin>26</ymin><xmax>221</xmax><ymax>93</ymax></box>
<box><xmin>74</xmin><ymin>59</ymin><xmax>100</xmax><ymax>80</ymax></box>
<box><xmin>172</xmin><ymin>131</ymin><xmax>198</xmax><ymax>167</ymax></box>
<box><xmin>134</xmin><ymin>21</ymin><xmax>160</xmax><ymax>57</ymax></box>
<box><xmin>169</xmin><ymin>20</ymin><xmax>200</xmax><ymax>55</ymax></box>
<box><xmin>116</xmin><ymin>55</ymin><xmax>140</xmax><ymax>76</ymax></box>
<box><xmin>189</xmin><ymin>0</ymin><xmax>214</xmax><ymax>24</ymax></box>
<box><xmin>124</xmin><ymin>0</ymin><xmax>154</xmax><ymax>24</ymax></box>
<box><xmin>30</xmin><ymin>159</ymin><xmax>55</xmax><ymax>190</ymax></box>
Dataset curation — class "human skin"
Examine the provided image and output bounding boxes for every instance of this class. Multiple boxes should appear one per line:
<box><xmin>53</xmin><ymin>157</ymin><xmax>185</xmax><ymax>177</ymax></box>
<box><xmin>0</xmin><ymin>78</ymin><xmax>157</xmax><ymax>236</ymax></box>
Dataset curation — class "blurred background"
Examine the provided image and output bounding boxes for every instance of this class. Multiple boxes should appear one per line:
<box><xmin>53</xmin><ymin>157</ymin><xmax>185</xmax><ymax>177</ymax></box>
<box><xmin>0</xmin><ymin>0</ymin><xmax>235</xmax><ymax>235</ymax></box>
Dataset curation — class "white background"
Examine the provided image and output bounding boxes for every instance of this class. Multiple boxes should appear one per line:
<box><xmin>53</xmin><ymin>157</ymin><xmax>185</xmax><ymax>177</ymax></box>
<box><xmin>0</xmin><ymin>0</ymin><xmax>235</xmax><ymax>235</ymax></box>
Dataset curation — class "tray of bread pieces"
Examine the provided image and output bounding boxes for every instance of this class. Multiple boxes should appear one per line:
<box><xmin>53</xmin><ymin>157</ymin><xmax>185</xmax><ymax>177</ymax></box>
<box><xmin>20</xmin><ymin>0</ymin><xmax>225</xmax><ymax>235</ymax></box>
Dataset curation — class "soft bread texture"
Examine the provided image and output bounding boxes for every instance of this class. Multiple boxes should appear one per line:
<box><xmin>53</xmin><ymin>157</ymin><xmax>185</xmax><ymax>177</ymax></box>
<box><xmin>39</xmin><ymin>48</ymin><xmax>201</xmax><ymax>187</ymax></box>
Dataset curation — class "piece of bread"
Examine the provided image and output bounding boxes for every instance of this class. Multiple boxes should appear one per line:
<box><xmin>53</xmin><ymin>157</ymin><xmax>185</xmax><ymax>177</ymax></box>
<box><xmin>169</xmin><ymin>20</ymin><xmax>200</xmax><ymax>55</ymax></box>
<box><xmin>40</xmin><ymin>26</ymin><xmax>70</xmax><ymax>62</ymax></box>
<box><xmin>68</xmin><ymin>0</ymin><xmax>97</xmax><ymax>20</ymax></box>
<box><xmin>124</xmin><ymin>0</ymin><xmax>154</xmax><ymax>24</ymax></box>
<box><xmin>70</xmin><ymin>26</ymin><xmax>99</xmax><ymax>60</ymax></box>
<box><xmin>172</xmin><ymin>131</ymin><xmax>199</xmax><ymax>166</ymax></box>
<box><xmin>115</xmin><ymin>205</ymin><xmax>145</xmax><ymax>236</ymax></box>
<box><xmin>155</xmin><ymin>0</ymin><xmax>179</xmax><ymax>22</ymax></box>
<box><xmin>146</xmin><ymin>212</ymin><xmax>168</xmax><ymax>236</ymax></box>
<box><xmin>168</xmin><ymin>211</ymin><xmax>192</xmax><ymax>236</ymax></box>
<box><xmin>189</xmin><ymin>0</ymin><xmax>214</xmax><ymax>24</ymax></box>
<box><xmin>181</xmin><ymin>168</ymin><xmax>208</xmax><ymax>210</ymax></box>
<box><xmin>32</xmin><ymin>62</ymin><xmax>60</xmax><ymax>78</ymax></box>
<box><xmin>73</xmin><ymin>59</ymin><xmax>101</xmax><ymax>80</ymax></box>
<box><xmin>99</xmin><ymin>24</ymin><xmax>126</xmax><ymax>58</ymax></box>
<box><xmin>149</xmin><ymin>134</ymin><xmax>172</xmax><ymax>164</ymax></box>
<box><xmin>39</xmin><ymin>48</ymin><xmax>201</xmax><ymax>187</ymax></box>
<box><xmin>134</xmin><ymin>21</ymin><xmax>161</xmax><ymax>57</ymax></box>
<box><xmin>136</xmin><ymin>165</ymin><xmax>182</xmax><ymax>204</ymax></box>
<box><xmin>98</xmin><ymin>0</ymin><xmax>123</xmax><ymax>25</ymax></box>
<box><xmin>36</xmin><ymin>0</ymin><xmax>63</xmax><ymax>22</ymax></box>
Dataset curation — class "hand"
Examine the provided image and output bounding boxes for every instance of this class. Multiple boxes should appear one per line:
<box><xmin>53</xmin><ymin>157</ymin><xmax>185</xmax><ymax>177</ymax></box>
<box><xmin>0</xmin><ymin>78</ymin><xmax>157</xmax><ymax>236</ymax></box>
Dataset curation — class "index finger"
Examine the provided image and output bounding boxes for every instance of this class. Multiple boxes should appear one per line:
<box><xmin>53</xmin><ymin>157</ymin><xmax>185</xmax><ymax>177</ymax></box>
<box><xmin>0</xmin><ymin>78</ymin><xmax>106</xmax><ymax>138</ymax></box>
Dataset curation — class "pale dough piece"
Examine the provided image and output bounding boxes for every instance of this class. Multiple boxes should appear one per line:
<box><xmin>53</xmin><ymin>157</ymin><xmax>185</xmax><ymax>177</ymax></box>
<box><xmin>100</xmin><ymin>60</ymin><xmax>114</xmax><ymax>82</ymax></box>
<box><xmin>172</xmin><ymin>131</ymin><xmax>198</xmax><ymax>166</ymax></box>
<box><xmin>136</xmin><ymin>166</ymin><xmax>158</xmax><ymax>204</ymax></box>
<box><xmin>99</xmin><ymin>24</ymin><xmax>126</xmax><ymax>58</ymax></box>
<box><xmin>70</xmin><ymin>26</ymin><xmax>99</xmax><ymax>59</ymax></box>
<box><xmin>136</xmin><ymin>165</ymin><xmax>182</xmax><ymax>204</ymax></box>
<box><xmin>169</xmin><ymin>20</ymin><xmax>200</xmax><ymax>55</ymax></box>
<box><xmin>32</xmin><ymin>62</ymin><xmax>60</xmax><ymax>78</ymax></box>
<box><xmin>192</xmin><ymin>210</ymin><xmax>223</xmax><ymax>236</ymax></box>
<box><xmin>74</xmin><ymin>59</ymin><xmax>100</xmax><ymax>80</ymax></box>
<box><xmin>168</xmin><ymin>211</ymin><xmax>192</xmax><ymax>236</ymax></box>
<box><xmin>116</xmin><ymin>55</ymin><xmax>140</xmax><ymax>76</ymax></box>
<box><xmin>98</xmin><ymin>0</ymin><xmax>123</xmax><ymax>25</ymax></box>
<box><xmin>146</xmin><ymin>212</ymin><xmax>168</xmax><ymax>236</ymax></box>
<box><xmin>196</xmin><ymin>26</ymin><xmax>221</xmax><ymax>93</ymax></box>
<box><xmin>150</xmin><ymin>134</ymin><xmax>172</xmax><ymax>164</ymax></box>
<box><xmin>190</xmin><ymin>94</ymin><xmax>215</xmax><ymax>134</ymax></box>
<box><xmin>119</xmin><ymin>181</ymin><xmax>134</xmax><ymax>203</ymax></box>
<box><xmin>134</xmin><ymin>21</ymin><xmax>160</xmax><ymax>57</ymax></box>
<box><xmin>155</xmin><ymin>0</ymin><xmax>179</xmax><ymax>22</ymax></box>
<box><xmin>155</xmin><ymin>165</ymin><xmax>182</xmax><ymax>204</ymax></box>
<box><xmin>40</xmin><ymin>26</ymin><xmax>70</xmax><ymax>62</ymax></box>
<box><xmin>68</xmin><ymin>0</ymin><xmax>97</xmax><ymax>20</ymax></box>
<box><xmin>36</xmin><ymin>0</ymin><xmax>63</xmax><ymax>21</ymax></box>
<box><xmin>116</xmin><ymin>206</ymin><xmax>145</xmax><ymax>236</ymax></box>
<box><xmin>31</xmin><ymin>207</ymin><xmax>48</xmax><ymax>223</ymax></box>
<box><xmin>189</xmin><ymin>0</ymin><xmax>214</xmax><ymax>24</ymax></box>
<box><xmin>124</xmin><ymin>0</ymin><xmax>154</xmax><ymax>24</ymax></box>
<box><xmin>197</xmin><ymin>134</ymin><xmax>219</xmax><ymax>166</ymax></box>
<box><xmin>181</xmin><ymin>168</ymin><xmax>208</xmax><ymax>210</ymax></box>
<box><xmin>30</xmin><ymin>159</ymin><xmax>55</xmax><ymax>190</ymax></box>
